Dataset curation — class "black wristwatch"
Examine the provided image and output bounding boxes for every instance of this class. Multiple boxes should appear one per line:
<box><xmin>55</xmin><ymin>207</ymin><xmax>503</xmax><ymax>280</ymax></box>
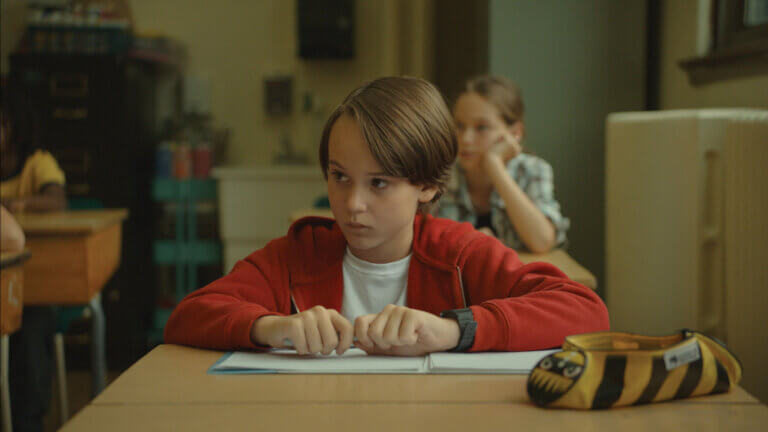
<box><xmin>440</xmin><ymin>308</ymin><xmax>477</xmax><ymax>352</ymax></box>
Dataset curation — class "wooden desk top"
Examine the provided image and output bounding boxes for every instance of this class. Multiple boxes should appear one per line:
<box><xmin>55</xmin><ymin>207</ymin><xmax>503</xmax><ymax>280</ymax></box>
<box><xmin>15</xmin><ymin>209</ymin><xmax>129</xmax><ymax>235</ymax></box>
<box><xmin>19</xmin><ymin>211</ymin><xmax>126</xmax><ymax>304</ymax></box>
<box><xmin>62</xmin><ymin>344</ymin><xmax>766</xmax><ymax>431</ymax></box>
<box><xmin>60</xmin><ymin>401</ymin><xmax>768</xmax><ymax>432</ymax></box>
<box><xmin>1</xmin><ymin>249</ymin><xmax>28</xmax><ymax>335</ymax></box>
<box><xmin>0</xmin><ymin>249</ymin><xmax>31</xmax><ymax>269</ymax></box>
<box><xmin>518</xmin><ymin>249</ymin><xmax>597</xmax><ymax>289</ymax></box>
<box><xmin>93</xmin><ymin>345</ymin><xmax>759</xmax><ymax>406</ymax></box>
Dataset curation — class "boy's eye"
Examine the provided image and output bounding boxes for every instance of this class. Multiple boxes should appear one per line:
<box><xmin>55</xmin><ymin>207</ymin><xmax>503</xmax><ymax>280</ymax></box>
<box><xmin>476</xmin><ymin>125</ymin><xmax>489</xmax><ymax>132</ymax></box>
<box><xmin>371</xmin><ymin>178</ymin><xmax>389</xmax><ymax>189</ymax></box>
<box><xmin>330</xmin><ymin>170</ymin><xmax>348</xmax><ymax>181</ymax></box>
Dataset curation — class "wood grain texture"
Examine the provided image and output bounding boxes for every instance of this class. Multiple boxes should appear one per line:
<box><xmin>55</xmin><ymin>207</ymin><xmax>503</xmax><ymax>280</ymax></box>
<box><xmin>60</xmin><ymin>402</ymin><xmax>768</xmax><ymax>432</ymax></box>
<box><xmin>22</xmin><ymin>213</ymin><xmax>124</xmax><ymax>305</ymax></box>
<box><xmin>15</xmin><ymin>209</ymin><xmax>128</xmax><ymax>235</ymax></box>
<box><xmin>62</xmin><ymin>344</ymin><xmax>767</xmax><ymax>432</ymax></box>
<box><xmin>0</xmin><ymin>263</ymin><xmax>24</xmax><ymax>335</ymax></box>
<box><xmin>518</xmin><ymin>249</ymin><xmax>598</xmax><ymax>290</ymax></box>
<box><xmin>92</xmin><ymin>345</ymin><xmax>759</xmax><ymax>406</ymax></box>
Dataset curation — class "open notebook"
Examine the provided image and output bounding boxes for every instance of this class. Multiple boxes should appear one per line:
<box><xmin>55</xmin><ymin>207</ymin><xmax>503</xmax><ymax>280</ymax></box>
<box><xmin>208</xmin><ymin>348</ymin><xmax>559</xmax><ymax>374</ymax></box>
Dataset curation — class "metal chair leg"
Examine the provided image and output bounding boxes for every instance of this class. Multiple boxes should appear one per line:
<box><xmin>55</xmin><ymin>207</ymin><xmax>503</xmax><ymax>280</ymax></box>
<box><xmin>88</xmin><ymin>294</ymin><xmax>106</xmax><ymax>397</ymax></box>
<box><xmin>1</xmin><ymin>335</ymin><xmax>12</xmax><ymax>432</ymax></box>
<box><xmin>53</xmin><ymin>333</ymin><xmax>69</xmax><ymax>424</ymax></box>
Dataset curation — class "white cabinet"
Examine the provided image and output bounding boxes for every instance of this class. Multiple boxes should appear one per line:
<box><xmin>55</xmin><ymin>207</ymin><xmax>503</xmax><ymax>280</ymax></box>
<box><xmin>212</xmin><ymin>166</ymin><xmax>328</xmax><ymax>273</ymax></box>
<box><xmin>605</xmin><ymin>109</ymin><xmax>768</xmax><ymax>402</ymax></box>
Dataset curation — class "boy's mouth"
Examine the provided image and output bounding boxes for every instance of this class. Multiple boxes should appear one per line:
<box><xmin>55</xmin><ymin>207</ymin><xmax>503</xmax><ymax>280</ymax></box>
<box><xmin>347</xmin><ymin>222</ymin><xmax>369</xmax><ymax>228</ymax></box>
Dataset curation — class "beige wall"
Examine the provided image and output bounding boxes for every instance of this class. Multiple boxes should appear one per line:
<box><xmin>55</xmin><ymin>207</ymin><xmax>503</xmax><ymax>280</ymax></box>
<box><xmin>129</xmin><ymin>0</ymin><xmax>433</xmax><ymax>166</ymax></box>
<box><xmin>0</xmin><ymin>0</ymin><xmax>27</xmax><ymax>74</ymax></box>
<box><xmin>489</xmin><ymin>0</ymin><xmax>647</xmax><ymax>296</ymax></box>
<box><xmin>0</xmin><ymin>0</ymin><xmax>434</xmax><ymax>165</ymax></box>
<box><xmin>660</xmin><ymin>0</ymin><xmax>768</xmax><ymax>109</ymax></box>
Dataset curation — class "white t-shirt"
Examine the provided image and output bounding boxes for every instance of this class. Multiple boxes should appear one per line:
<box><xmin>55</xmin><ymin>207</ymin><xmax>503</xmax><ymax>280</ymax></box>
<box><xmin>340</xmin><ymin>247</ymin><xmax>411</xmax><ymax>322</ymax></box>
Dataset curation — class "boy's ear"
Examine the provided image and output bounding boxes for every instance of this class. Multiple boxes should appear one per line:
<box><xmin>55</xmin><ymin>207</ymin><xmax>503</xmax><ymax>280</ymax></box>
<box><xmin>418</xmin><ymin>185</ymin><xmax>439</xmax><ymax>204</ymax></box>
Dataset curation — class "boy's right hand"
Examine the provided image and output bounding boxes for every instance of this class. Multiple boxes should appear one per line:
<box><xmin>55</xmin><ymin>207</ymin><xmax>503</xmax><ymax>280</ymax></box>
<box><xmin>250</xmin><ymin>306</ymin><xmax>354</xmax><ymax>355</ymax></box>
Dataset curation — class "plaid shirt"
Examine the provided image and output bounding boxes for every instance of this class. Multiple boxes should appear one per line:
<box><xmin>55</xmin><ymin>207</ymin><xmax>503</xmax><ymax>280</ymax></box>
<box><xmin>435</xmin><ymin>153</ymin><xmax>569</xmax><ymax>251</ymax></box>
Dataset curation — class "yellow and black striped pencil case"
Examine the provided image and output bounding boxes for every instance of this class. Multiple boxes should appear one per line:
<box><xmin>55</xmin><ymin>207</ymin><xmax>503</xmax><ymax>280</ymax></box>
<box><xmin>527</xmin><ymin>329</ymin><xmax>742</xmax><ymax>409</ymax></box>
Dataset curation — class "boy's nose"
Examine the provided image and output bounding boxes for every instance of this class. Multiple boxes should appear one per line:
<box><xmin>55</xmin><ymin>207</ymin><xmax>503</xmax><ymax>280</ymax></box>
<box><xmin>346</xmin><ymin>187</ymin><xmax>367</xmax><ymax>213</ymax></box>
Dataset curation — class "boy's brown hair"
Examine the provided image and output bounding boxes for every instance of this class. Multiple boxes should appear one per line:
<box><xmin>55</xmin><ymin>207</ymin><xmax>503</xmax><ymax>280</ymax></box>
<box><xmin>319</xmin><ymin>76</ymin><xmax>457</xmax><ymax>212</ymax></box>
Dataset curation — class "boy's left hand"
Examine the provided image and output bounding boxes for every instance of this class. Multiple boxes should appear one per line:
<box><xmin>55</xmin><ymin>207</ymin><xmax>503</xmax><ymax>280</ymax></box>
<box><xmin>353</xmin><ymin>305</ymin><xmax>461</xmax><ymax>356</ymax></box>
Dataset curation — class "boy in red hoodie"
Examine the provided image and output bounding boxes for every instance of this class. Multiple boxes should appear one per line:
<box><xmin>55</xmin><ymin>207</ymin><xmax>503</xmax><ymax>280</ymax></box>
<box><xmin>165</xmin><ymin>77</ymin><xmax>609</xmax><ymax>356</ymax></box>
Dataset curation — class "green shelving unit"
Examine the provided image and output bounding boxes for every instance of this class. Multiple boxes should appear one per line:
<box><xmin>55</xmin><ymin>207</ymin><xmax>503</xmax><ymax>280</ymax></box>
<box><xmin>150</xmin><ymin>178</ymin><xmax>221</xmax><ymax>343</ymax></box>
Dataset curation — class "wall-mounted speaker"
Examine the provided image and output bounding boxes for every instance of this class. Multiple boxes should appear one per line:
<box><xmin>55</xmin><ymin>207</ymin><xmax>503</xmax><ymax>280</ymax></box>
<box><xmin>297</xmin><ymin>0</ymin><xmax>355</xmax><ymax>59</ymax></box>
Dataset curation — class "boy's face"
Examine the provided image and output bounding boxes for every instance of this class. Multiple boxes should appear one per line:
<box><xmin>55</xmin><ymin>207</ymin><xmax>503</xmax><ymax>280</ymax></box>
<box><xmin>326</xmin><ymin>114</ymin><xmax>437</xmax><ymax>263</ymax></box>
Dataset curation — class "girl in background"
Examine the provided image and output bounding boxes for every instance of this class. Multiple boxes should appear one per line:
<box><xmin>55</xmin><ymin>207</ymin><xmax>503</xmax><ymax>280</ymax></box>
<box><xmin>437</xmin><ymin>75</ymin><xmax>569</xmax><ymax>253</ymax></box>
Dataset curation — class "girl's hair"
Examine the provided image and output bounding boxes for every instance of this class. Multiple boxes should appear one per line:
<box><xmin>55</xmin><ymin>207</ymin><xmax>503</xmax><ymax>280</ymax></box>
<box><xmin>319</xmin><ymin>76</ymin><xmax>458</xmax><ymax>212</ymax></box>
<box><xmin>463</xmin><ymin>75</ymin><xmax>524</xmax><ymax>126</ymax></box>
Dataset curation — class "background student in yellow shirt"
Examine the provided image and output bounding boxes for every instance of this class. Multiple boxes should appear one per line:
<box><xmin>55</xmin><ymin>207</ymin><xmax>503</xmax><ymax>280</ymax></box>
<box><xmin>1</xmin><ymin>89</ymin><xmax>66</xmax><ymax>432</ymax></box>
<box><xmin>1</xmin><ymin>97</ymin><xmax>66</xmax><ymax>213</ymax></box>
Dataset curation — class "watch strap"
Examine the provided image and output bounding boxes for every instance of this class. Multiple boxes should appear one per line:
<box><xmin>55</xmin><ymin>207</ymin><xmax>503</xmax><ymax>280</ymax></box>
<box><xmin>440</xmin><ymin>307</ymin><xmax>477</xmax><ymax>352</ymax></box>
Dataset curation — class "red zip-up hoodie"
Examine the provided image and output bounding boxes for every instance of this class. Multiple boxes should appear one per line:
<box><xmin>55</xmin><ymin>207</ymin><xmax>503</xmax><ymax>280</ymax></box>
<box><xmin>165</xmin><ymin>215</ymin><xmax>609</xmax><ymax>352</ymax></box>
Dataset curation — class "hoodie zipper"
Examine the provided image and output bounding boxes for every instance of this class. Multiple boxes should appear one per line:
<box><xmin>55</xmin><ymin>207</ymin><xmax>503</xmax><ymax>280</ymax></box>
<box><xmin>455</xmin><ymin>265</ymin><xmax>468</xmax><ymax>308</ymax></box>
<box><xmin>289</xmin><ymin>273</ymin><xmax>301</xmax><ymax>313</ymax></box>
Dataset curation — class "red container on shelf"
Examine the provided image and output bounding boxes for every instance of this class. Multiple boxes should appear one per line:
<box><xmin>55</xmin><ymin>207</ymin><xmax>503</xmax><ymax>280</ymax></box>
<box><xmin>173</xmin><ymin>143</ymin><xmax>192</xmax><ymax>179</ymax></box>
<box><xmin>192</xmin><ymin>142</ymin><xmax>212</xmax><ymax>179</ymax></box>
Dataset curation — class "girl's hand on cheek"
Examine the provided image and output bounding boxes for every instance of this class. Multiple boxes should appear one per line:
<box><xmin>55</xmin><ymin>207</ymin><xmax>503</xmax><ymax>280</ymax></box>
<box><xmin>353</xmin><ymin>305</ymin><xmax>461</xmax><ymax>356</ymax></box>
<box><xmin>486</xmin><ymin>131</ymin><xmax>522</xmax><ymax>166</ymax></box>
<box><xmin>477</xmin><ymin>227</ymin><xmax>495</xmax><ymax>237</ymax></box>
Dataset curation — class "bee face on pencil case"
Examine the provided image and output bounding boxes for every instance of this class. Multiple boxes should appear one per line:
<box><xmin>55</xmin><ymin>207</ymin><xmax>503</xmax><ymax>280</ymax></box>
<box><xmin>527</xmin><ymin>330</ymin><xmax>742</xmax><ymax>409</ymax></box>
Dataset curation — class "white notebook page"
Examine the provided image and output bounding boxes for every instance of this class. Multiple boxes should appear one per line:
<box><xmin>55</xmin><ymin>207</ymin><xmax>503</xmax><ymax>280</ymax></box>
<box><xmin>211</xmin><ymin>348</ymin><xmax>559</xmax><ymax>374</ymax></box>
<box><xmin>214</xmin><ymin>348</ymin><xmax>426</xmax><ymax>373</ymax></box>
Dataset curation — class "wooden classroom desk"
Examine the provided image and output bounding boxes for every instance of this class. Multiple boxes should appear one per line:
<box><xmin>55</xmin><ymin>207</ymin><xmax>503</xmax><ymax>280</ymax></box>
<box><xmin>290</xmin><ymin>209</ymin><xmax>598</xmax><ymax>289</ymax></box>
<box><xmin>1</xmin><ymin>249</ymin><xmax>31</xmax><ymax>432</ymax></box>
<box><xmin>59</xmin><ymin>344</ymin><xmax>767</xmax><ymax>431</ymax></box>
<box><xmin>517</xmin><ymin>249</ymin><xmax>597</xmax><ymax>290</ymax></box>
<box><xmin>14</xmin><ymin>209</ymin><xmax>128</xmax><ymax>396</ymax></box>
<box><xmin>1</xmin><ymin>250</ymin><xmax>30</xmax><ymax>335</ymax></box>
<box><xmin>14</xmin><ymin>209</ymin><xmax>128</xmax><ymax>305</ymax></box>
<box><xmin>58</xmin><ymin>402</ymin><xmax>768</xmax><ymax>432</ymax></box>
